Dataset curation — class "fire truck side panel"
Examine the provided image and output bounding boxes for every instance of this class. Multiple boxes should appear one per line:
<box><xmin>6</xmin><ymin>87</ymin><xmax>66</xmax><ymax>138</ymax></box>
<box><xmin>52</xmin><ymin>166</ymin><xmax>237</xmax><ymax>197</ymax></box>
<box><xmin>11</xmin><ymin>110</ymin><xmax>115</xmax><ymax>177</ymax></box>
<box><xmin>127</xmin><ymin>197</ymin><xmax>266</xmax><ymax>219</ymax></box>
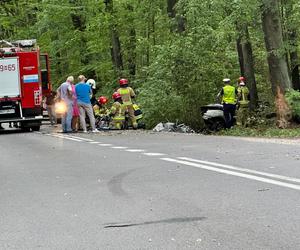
<box><xmin>18</xmin><ymin>51</ymin><xmax>42</xmax><ymax>115</ymax></box>
<box><xmin>0</xmin><ymin>57</ymin><xmax>20</xmax><ymax>98</ymax></box>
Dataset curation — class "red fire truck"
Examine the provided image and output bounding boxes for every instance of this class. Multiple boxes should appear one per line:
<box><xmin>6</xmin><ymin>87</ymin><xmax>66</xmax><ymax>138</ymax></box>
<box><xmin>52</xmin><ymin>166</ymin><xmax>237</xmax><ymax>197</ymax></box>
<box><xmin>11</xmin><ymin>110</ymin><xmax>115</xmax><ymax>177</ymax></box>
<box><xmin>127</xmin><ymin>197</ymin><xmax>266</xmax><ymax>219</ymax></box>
<box><xmin>0</xmin><ymin>39</ymin><xmax>51</xmax><ymax>131</ymax></box>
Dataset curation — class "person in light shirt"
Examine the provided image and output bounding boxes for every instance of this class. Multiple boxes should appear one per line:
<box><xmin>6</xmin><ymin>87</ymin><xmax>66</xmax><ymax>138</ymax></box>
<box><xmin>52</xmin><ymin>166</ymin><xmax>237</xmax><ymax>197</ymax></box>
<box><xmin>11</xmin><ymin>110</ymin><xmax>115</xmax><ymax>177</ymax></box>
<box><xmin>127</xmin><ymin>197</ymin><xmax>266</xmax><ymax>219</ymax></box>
<box><xmin>57</xmin><ymin>76</ymin><xmax>74</xmax><ymax>133</ymax></box>
<box><xmin>75</xmin><ymin>75</ymin><xmax>98</xmax><ymax>133</ymax></box>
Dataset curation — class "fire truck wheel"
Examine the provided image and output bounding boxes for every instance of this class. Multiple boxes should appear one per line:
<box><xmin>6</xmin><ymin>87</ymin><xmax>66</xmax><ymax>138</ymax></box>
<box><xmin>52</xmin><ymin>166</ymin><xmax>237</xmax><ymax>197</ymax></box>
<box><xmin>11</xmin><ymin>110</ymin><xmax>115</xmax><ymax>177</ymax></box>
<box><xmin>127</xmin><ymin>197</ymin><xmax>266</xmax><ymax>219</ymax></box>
<box><xmin>20</xmin><ymin>123</ymin><xmax>32</xmax><ymax>132</ymax></box>
<box><xmin>21</xmin><ymin>127</ymin><xmax>31</xmax><ymax>132</ymax></box>
<box><xmin>31</xmin><ymin>126</ymin><xmax>40</xmax><ymax>131</ymax></box>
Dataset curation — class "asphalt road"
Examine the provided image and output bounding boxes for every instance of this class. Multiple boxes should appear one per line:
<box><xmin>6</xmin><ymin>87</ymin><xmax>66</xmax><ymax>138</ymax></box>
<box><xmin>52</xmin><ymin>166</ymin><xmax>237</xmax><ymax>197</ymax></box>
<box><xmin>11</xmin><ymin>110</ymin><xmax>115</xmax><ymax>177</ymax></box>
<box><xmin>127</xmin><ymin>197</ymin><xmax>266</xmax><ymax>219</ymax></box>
<box><xmin>1</xmin><ymin>126</ymin><xmax>300</xmax><ymax>250</ymax></box>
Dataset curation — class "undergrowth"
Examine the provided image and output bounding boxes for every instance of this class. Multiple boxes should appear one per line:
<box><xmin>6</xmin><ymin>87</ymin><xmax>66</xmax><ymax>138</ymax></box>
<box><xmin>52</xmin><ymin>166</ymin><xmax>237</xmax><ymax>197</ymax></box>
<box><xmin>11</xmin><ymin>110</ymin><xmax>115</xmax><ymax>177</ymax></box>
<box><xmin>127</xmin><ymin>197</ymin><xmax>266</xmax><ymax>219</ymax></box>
<box><xmin>217</xmin><ymin>126</ymin><xmax>300</xmax><ymax>138</ymax></box>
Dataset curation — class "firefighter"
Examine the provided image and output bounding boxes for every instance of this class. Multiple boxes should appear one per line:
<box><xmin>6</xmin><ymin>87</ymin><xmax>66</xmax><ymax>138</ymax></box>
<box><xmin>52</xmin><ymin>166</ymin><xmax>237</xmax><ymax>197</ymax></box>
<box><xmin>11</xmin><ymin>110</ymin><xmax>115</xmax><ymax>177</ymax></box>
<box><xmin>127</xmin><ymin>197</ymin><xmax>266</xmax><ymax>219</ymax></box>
<box><xmin>87</xmin><ymin>79</ymin><xmax>97</xmax><ymax>106</ymax></box>
<box><xmin>109</xmin><ymin>92</ymin><xmax>125</xmax><ymax>130</ymax></box>
<box><xmin>217</xmin><ymin>78</ymin><xmax>238</xmax><ymax>129</ymax></box>
<box><xmin>236</xmin><ymin>76</ymin><xmax>250</xmax><ymax>127</ymax></box>
<box><xmin>117</xmin><ymin>78</ymin><xmax>137</xmax><ymax>129</ymax></box>
<box><xmin>93</xmin><ymin>96</ymin><xmax>109</xmax><ymax>117</ymax></box>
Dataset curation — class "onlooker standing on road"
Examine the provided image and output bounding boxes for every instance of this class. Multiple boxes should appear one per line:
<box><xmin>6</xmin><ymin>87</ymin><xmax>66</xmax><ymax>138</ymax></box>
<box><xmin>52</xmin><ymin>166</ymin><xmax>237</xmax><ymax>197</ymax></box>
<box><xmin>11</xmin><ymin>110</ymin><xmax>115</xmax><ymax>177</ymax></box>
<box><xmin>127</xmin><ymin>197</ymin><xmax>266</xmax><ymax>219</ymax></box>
<box><xmin>46</xmin><ymin>91</ymin><xmax>57</xmax><ymax>125</ymax></box>
<box><xmin>75</xmin><ymin>75</ymin><xmax>98</xmax><ymax>133</ymax></box>
<box><xmin>217</xmin><ymin>78</ymin><xmax>237</xmax><ymax>129</ymax></box>
<box><xmin>57</xmin><ymin>76</ymin><xmax>74</xmax><ymax>133</ymax></box>
<box><xmin>71</xmin><ymin>83</ymin><xmax>80</xmax><ymax>132</ymax></box>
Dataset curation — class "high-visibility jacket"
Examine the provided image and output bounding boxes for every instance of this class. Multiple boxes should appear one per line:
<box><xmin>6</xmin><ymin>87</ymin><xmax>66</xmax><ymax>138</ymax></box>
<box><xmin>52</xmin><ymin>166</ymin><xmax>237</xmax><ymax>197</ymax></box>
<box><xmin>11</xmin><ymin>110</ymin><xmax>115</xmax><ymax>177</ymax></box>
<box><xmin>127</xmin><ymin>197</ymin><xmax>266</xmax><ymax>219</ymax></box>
<box><xmin>110</xmin><ymin>101</ymin><xmax>125</xmax><ymax>121</ymax></box>
<box><xmin>93</xmin><ymin>104</ymin><xmax>108</xmax><ymax>116</ymax></box>
<box><xmin>133</xmin><ymin>104</ymin><xmax>143</xmax><ymax>120</ymax></box>
<box><xmin>222</xmin><ymin>85</ymin><xmax>237</xmax><ymax>105</ymax></box>
<box><xmin>238</xmin><ymin>86</ymin><xmax>250</xmax><ymax>105</ymax></box>
<box><xmin>117</xmin><ymin>87</ymin><xmax>135</xmax><ymax>106</ymax></box>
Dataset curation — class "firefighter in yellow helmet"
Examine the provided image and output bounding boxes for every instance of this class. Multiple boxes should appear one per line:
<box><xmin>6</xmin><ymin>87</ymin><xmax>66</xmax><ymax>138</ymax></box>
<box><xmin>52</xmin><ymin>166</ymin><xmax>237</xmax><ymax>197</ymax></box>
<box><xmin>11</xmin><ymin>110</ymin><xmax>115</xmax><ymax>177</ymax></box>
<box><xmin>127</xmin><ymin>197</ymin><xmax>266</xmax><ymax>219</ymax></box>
<box><xmin>236</xmin><ymin>76</ymin><xmax>250</xmax><ymax>127</ymax></box>
<box><xmin>217</xmin><ymin>78</ymin><xmax>238</xmax><ymax>128</ymax></box>
<box><xmin>117</xmin><ymin>78</ymin><xmax>138</xmax><ymax>129</ymax></box>
<box><xmin>109</xmin><ymin>92</ymin><xmax>125</xmax><ymax>130</ymax></box>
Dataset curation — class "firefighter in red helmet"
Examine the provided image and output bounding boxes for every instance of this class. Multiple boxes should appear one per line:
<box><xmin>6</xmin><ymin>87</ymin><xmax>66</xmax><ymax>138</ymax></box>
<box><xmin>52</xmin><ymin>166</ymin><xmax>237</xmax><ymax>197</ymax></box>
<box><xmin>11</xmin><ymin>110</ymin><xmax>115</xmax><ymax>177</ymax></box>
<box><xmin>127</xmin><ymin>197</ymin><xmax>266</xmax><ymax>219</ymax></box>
<box><xmin>93</xmin><ymin>96</ymin><xmax>109</xmax><ymax>117</ymax></box>
<box><xmin>117</xmin><ymin>78</ymin><xmax>137</xmax><ymax>129</ymax></box>
<box><xmin>109</xmin><ymin>92</ymin><xmax>125</xmax><ymax>130</ymax></box>
<box><xmin>237</xmin><ymin>76</ymin><xmax>250</xmax><ymax>127</ymax></box>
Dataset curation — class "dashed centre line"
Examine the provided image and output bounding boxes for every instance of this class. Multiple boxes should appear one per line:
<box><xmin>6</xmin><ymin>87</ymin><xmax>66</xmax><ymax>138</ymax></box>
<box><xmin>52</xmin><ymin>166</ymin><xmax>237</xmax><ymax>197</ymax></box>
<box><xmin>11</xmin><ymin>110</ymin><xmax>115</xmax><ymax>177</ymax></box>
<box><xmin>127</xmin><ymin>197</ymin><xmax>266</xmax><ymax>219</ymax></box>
<box><xmin>37</xmin><ymin>132</ymin><xmax>300</xmax><ymax>191</ymax></box>
<box><xmin>125</xmin><ymin>149</ymin><xmax>145</xmax><ymax>152</ymax></box>
<box><xmin>67</xmin><ymin>136</ymin><xmax>94</xmax><ymax>142</ymax></box>
<box><xmin>143</xmin><ymin>153</ymin><xmax>166</xmax><ymax>156</ymax></box>
<box><xmin>50</xmin><ymin>134</ymin><xmax>83</xmax><ymax>142</ymax></box>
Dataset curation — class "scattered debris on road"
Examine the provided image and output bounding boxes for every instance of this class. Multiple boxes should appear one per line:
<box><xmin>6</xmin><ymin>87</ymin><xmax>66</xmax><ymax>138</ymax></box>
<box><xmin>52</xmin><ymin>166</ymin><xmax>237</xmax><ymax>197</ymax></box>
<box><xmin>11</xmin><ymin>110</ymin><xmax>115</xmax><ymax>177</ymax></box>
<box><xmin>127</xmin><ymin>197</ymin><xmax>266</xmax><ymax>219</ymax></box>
<box><xmin>153</xmin><ymin>122</ymin><xmax>195</xmax><ymax>133</ymax></box>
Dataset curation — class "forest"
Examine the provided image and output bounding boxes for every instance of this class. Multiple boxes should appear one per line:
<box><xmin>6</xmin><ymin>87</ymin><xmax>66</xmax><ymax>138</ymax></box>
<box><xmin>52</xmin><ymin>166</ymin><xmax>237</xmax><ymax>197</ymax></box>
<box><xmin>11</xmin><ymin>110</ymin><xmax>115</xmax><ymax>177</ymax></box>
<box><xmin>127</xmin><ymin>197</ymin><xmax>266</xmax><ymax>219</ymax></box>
<box><xmin>1</xmin><ymin>0</ymin><xmax>300</xmax><ymax>131</ymax></box>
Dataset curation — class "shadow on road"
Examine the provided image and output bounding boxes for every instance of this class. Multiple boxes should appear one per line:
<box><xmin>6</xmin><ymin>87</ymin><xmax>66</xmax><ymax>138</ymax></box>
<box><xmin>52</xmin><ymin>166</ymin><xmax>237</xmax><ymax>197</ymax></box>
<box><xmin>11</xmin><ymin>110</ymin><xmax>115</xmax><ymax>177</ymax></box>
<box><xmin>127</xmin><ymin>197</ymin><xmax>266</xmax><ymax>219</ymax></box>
<box><xmin>0</xmin><ymin>128</ymin><xmax>28</xmax><ymax>135</ymax></box>
<box><xmin>103</xmin><ymin>216</ymin><xmax>207</xmax><ymax>229</ymax></box>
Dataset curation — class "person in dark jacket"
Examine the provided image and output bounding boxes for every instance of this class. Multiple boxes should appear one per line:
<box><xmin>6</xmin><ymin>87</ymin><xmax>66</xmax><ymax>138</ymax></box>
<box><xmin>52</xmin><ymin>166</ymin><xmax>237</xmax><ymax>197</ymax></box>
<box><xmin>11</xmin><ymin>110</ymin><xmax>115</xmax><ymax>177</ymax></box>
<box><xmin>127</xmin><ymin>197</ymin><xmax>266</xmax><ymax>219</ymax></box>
<box><xmin>46</xmin><ymin>91</ymin><xmax>57</xmax><ymax>125</ymax></box>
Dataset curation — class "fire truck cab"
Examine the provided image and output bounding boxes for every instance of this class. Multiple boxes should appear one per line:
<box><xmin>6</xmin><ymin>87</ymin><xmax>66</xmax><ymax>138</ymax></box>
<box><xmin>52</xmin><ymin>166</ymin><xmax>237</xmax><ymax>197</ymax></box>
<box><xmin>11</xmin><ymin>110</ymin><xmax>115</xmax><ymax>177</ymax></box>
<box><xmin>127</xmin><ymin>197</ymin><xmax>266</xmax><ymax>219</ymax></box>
<box><xmin>0</xmin><ymin>39</ymin><xmax>51</xmax><ymax>131</ymax></box>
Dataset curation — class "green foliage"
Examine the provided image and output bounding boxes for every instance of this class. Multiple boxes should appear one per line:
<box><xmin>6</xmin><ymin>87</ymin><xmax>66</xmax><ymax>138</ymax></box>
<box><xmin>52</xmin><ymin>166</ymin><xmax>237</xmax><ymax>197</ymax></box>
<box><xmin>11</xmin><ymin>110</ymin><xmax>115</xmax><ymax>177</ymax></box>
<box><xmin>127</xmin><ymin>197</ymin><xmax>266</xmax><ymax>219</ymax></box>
<box><xmin>0</xmin><ymin>0</ymin><xmax>299</xmax><ymax>131</ymax></box>
<box><xmin>285</xmin><ymin>89</ymin><xmax>300</xmax><ymax>119</ymax></box>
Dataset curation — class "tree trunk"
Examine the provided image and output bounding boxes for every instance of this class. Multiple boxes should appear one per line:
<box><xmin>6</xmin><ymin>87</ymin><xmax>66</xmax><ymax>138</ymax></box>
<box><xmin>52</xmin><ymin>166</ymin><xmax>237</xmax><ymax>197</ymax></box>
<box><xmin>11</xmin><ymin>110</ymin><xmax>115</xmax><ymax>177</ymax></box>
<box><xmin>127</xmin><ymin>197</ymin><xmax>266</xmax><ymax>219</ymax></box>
<box><xmin>290</xmin><ymin>30</ymin><xmax>300</xmax><ymax>90</ymax></box>
<box><xmin>167</xmin><ymin>0</ymin><xmax>185</xmax><ymax>33</ymax></box>
<box><xmin>241</xmin><ymin>25</ymin><xmax>259</xmax><ymax>110</ymax></box>
<box><xmin>236</xmin><ymin>37</ymin><xmax>245</xmax><ymax>77</ymax></box>
<box><xmin>236</xmin><ymin>22</ymin><xmax>258</xmax><ymax>110</ymax></box>
<box><xmin>284</xmin><ymin>0</ymin><xmax>300</xmax><ymax>90</ymax></box>
<box><xmin>126</xmin><ymin>4</ymin><xmax>136</xmax><ymax>77</ymax></box>
<box><xmin>69</xmin><ymin>0</ymin><xmax>89</xmax><ymax>66</ymax></box>
<box><xmin>261</xmin><ymin>0</ymin><xmax>291</xmax><ymax>94</ymax></box>
<box><xmin>128</xmin><ymin>27</ymin><xmax>136</xmax><ymax>77</ymax></box>
<box><xmin>167</xmin><ymin>0</ymin><xmax>176</xmax><ymax>18</ymax></box>
<box><xmin>261</xmin><ymin>0</ymin><xmax>292</xmax><ymax>127</ymax></box>
<box><xmin>105</xmin><ymin>0</ymin><xmax>123</xmax><ymax>72</ymax></box>
<box><xmin>111</xmin><ymin>28</ymin><xmax>123</xmax><ymax>71</ymax></box>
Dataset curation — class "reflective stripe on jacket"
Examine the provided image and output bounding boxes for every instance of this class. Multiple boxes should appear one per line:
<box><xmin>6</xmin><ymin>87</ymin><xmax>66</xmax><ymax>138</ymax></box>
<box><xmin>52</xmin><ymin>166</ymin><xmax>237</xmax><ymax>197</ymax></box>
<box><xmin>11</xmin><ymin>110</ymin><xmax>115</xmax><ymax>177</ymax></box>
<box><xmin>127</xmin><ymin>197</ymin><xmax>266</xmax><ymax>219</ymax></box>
<box><xmin>117</xmin><ymin>87</ymin><xmax>135</xmax><ymax>105</ymax></box>
<box><xmin>238</xmin><ymin>86</ymin><xmax>250</xmax><ymax>105</ymax></box>
<box><xmin>110</xmin><ymin>101</ymin><xmax>125</xmax><ymax>120</ymax></box>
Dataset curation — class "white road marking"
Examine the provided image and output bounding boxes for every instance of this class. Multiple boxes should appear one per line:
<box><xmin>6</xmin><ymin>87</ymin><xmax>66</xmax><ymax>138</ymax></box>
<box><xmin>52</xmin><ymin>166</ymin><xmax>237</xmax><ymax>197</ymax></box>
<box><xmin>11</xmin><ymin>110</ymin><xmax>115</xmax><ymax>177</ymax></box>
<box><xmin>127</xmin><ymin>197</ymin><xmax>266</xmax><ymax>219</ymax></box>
<box><xmin>111</xmin><ymin>146</ymin><xmax>128</xmax><ymax>149</ymax></box>
<box><xmin>98</xmin><ymin>144</ymin><xmax>113</xmax><ymax>147</ymax></box>
<box><xmin>161</xmin><ymin>158</ymin><xmax>300</xmax><ymax>191</ymax></box>
<box><xmin>126</xmin><ymin>149</ymin><xmax>145</xmax><ymax>152</ymax></box>
<box><xmin>51</xmin><ymin>134</ymin><xmax>82</xmax><ymax>142</ymax></box>
<box><xmin>178</xmin><ymin>157</ymin><xmax>300</xmax><ymax>184</ymax></box>
<box><xmin>89</xmin><ymin>141</ymin><xmax>100</xmax><ymax>144</ymax></box>
<box><xmin>143</xmin><ymin>153</ymin><xmax>166</xmax><ymax>156</ymax></box>
<box><xmin>66</xmin><ymin>136</ymin><xmax>94</xmax><ymax>142</ymax></box>
<box><xmin>50</xmin><ymin>134</ymin><xmax>65</xmax><ymax>138</ymax></box>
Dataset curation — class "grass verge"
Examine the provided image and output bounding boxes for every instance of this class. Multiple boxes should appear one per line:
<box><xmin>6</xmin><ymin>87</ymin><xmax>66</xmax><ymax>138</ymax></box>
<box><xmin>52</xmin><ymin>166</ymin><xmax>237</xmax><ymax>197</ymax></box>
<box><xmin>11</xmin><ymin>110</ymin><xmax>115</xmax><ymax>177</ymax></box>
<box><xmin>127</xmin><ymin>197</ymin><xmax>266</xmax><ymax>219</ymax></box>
<box><xmin>217</xmin><ymin>126</ymin><xmax>300</xmax><ymax>138</ymax></box>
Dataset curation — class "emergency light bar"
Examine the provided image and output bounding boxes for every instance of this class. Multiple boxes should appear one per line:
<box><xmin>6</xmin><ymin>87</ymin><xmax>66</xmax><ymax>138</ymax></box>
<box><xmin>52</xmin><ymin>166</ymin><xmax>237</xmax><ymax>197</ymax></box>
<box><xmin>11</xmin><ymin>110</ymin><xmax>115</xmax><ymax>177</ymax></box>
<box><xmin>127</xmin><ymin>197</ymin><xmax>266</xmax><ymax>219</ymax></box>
<box><xmin>0</xmin><ymin>40</ymin><xmax>14</xmax><ymax>48</ymax></box>
<box><xmin>12</xmin><ymin>39</ymin><xmax>37</xmax><ymax>48</ymax></box>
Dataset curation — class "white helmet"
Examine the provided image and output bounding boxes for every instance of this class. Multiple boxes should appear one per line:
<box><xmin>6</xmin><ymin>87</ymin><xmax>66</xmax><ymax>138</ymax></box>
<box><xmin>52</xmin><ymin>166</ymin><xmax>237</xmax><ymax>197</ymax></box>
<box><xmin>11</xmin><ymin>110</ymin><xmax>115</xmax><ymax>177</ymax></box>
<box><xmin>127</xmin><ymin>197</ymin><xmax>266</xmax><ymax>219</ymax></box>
<box><xmin>223</xmin><ymin>78</ymin><xmax>230</xmax><ymax>83</ymax></box>
<box><xmin>86</xmin><ymin>79</ymin><xmax>96</xmax><ymax>89</ymax></box>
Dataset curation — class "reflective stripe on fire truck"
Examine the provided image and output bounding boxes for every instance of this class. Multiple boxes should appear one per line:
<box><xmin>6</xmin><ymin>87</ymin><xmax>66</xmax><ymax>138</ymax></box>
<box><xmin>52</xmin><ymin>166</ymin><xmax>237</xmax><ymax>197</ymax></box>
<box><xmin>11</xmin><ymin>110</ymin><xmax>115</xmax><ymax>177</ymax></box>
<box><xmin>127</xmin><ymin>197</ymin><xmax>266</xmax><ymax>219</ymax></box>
<box><xmin>23</xmin><ymin>74</ymin><xmax>39</xmax><ymax>83</ymax></box>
